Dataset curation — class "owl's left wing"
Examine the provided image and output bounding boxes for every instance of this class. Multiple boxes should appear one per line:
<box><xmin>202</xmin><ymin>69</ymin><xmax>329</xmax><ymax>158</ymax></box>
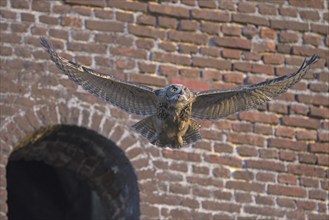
<box><xmin>191</xmin><ymin>55</ymin><xmax>319</xmax><ymax>120</ymax></box>
<box><xmin>40</xmin><ymin>37</ymin><xmax>158</xmax><ymax>115</ymax></box>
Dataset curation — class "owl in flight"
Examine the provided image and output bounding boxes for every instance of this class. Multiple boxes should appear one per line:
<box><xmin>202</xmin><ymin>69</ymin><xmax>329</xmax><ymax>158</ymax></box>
<box><xmin>40</xmin><ymin>37</ymin><xmax>318</xmax><ymax>148</ymax></box>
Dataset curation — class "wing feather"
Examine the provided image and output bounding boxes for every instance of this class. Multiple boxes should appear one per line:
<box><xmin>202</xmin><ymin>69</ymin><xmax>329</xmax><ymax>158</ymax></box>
<box><xmin>40</xmin><ymin>37</ymin><xmax>158</xmax><ymax>115</ymax></box>
<box><xmin>192</xmin><ymin>55</ymin><xmax>319</xmax><ymax>120</ymax></box>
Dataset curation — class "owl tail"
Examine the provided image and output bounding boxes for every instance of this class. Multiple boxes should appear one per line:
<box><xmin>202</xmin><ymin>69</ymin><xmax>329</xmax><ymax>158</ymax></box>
<box><xmin>132</xmin><ymin>116</ymin><xmax>202</xmax><ymax>147</ymax></box>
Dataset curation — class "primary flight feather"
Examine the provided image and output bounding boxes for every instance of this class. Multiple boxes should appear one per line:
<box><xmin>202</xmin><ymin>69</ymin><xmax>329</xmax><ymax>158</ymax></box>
<box><xmin>40</xmin><ymin>37</ymin><xmax>319</xmax><ymax>148</ymax></box>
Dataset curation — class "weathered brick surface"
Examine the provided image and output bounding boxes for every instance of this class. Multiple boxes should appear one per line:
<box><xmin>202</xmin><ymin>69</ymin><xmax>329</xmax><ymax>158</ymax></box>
<box><xmin>0</xmin><ymin>0</ymin><xmax>328</xmax><ymax>219</ymax></box>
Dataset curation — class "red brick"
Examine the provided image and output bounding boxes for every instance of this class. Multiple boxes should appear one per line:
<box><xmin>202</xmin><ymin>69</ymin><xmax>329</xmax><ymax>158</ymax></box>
<box><xmin>221</xmin><ymin>25</ymin><xmax>241</xmax><ymax>36</ymax></box>
<box><xmin>222</xmin><ymin>49</ymin><xmax>241</xmax><ymax>59</ymax></box>
<box><xmin>86</xmin><ymin>20</ymin><xmax>123</xmax><ymax>32</ymax></box>
<box><xmin>179</xmin><ymin>68</ymin><xmax>200</xmax><ymax>78</ymax></box>
<box><xmin>206</xmin><ymin>155</ymin><xmax>243</xmax><ymax>168</ymax></box>
<box><xmin>66</xmin><ymin>0</ymin><xmax>106</xmax><ymax>7</ymax></box>
<box><xmin>108</xmin><ymin>1</ymin><xmax>147</xmax><ymax>12</ymax></box>
<box><xmin>309</xmin><ymin>190</ymin><xmax>327</xmax><ymax>201</ymax></box>
<box><xmin>0</xmin><ymin>46</ymin><xmax>12</xmax><ymax>56</ymax></box>
<box><xmin>61</xmin><ymin>17</ymin><xmax>82</xmax><ymax>28</ymax></box>
<box><xmin>278</xmin><ymin>174</ymin><xmax>298</xmax><ymax>185</ymax></box>
<box><xmin>277</xmin><ymin>198</ymin><xmax>296</xmax><ymax>208</ymax></box>
<box><xmin>268</xmin><ymin>185</ymin><xmax>306</xmax><ymax>197</ymax></box>
<box><xmin>296</xmin><ymin>200</ymin><xmax>317</xmax><ymax>211</ymax></box>
<box><xmin>254</xmin><ymin>124</ymin><xmax>273</xmax><ymax>135</ymax></box>
<box><xmin>159</xmin><ymin>65</ymin><xmax>179</xmax><ymax>77</ymax></box>
<box><xmin>242</xmin><ymin>26</ymin><xmax>258</xmax><ymax>39</ymax></box>
<box><xmin>202</xmin><ymin>201</ymin><xmax>241</xmax><ymax>213</ymax></box>
<box><xmin>310</xmin><ymin>143</ymin><xmax>329</xmax><ymax>154</ymax></box>
<box><xmin>116</xmin><ymin>11</ymin><xmax>134</xmax><ymax>22</ymax></box>
<box><xmin>226</xmin><ymin>181</ymin><xmax>265</xmax><ymax>193</ymax></box>
<box><xmin>11</xmin><ymin>23</ymin><xmax>30</xmax><ymax>33</ymax></box>
<box><xmin>67</xmin><ymin>42</ymin><xmax>106</xmax><ymax>54</ymax></box>
<box><xmin>275</xmin><ymin>126</ymin><xmax>295</xmax><ymax>138</ymax></box>
<box><xmin>279</xmin><ymin>31</ymin><xmax>299</xmax><ymax>43</ymax></box>
<box><xmin>153</xmin><ymin>52</ymin><xmax>190</xmax><ymax>66</ymax></box>
<box><xmin>169</xmin><ymin>30</ymin><xmax>208</xmax><ymax>45</ymax></box>
<box><xmin>233</xmin><ymin>171</ymin><xmax>254</xmax><ymax>181</ymax></box>
<box><xmin>263</xmin><ymin>54</ymin><xmax>284</xmax><ymax>65</ymax></box>
<box><xmin>130</xmin><ymin>74</ymin><xmax>166</xmax><ymax>87</ymax></box>
<box><xmin>260</xmin><ymin>28</ymin><xmax>276</xmax><ymax>39</ymax></box>
<box><xmin>288</xmin><ymin>164</ymin><xmax>326</xmax><ymax>177</ymax></box>
<box><xmin>170</xmin><ymin>78</ymin><xmax>210</xmax><ymax>91</ymax></box>
<box><xmin>318</xmin><ymin>132</ymin><xmax>329</xmax><ymax>142</ymax></box>
<box><xmin>94</xmin><ymin>8</ymin><xmax>114</xmax><ymax>19</ymax></box>
<box><xmin>49</xmin><ymin>29</ymin><xmax>68</xmax><ymax>40</ymax></box>
<box><xmin>237</xmin><ymin>146</ymin><xmax>257</xmax><ymax>157</ymax></box>
<box><xmin>237</xmin><ymin>2</ymin><xmax>256</xmax><ymax>13</ymax></box>
<box><xmin>32</xmin><ymin>0</ymin><xmax>50</xmax><ymax>12</ymax></box>
<box><xmin>268</xmin><ymin>138</ymin><xmax>307</xmax><ymax>151</ymax></box>
<box><xmin>298</xmin><ymin>94</ymin><xmax>328</xmax><ymax>107</ymax></box>
<box><xmin>282</xmin><ymin>116</ymin><xmax>321</xmax><ymax>130</ymax></box>
<box><xmin>191</xmin><ymin>9</ymin><xmax>230</xmax><ymax>22</ymax></box>
<box><xmin>212</xmin><ymin>166</ymin><xmax>231</xmax><ymax>178</ymax></box>
<box><xmin>244</xmin><ymin>206</ymin><xmax>284</xmax><ymax>217</ymax></box>
<box><xmin>149</xmin><ymin>3</ymin><xmax>189</xmax><ymax>18</ymax></box>
<box><xmin>193</xmin><ymin>56</ymin><xmax>231</xmax><ymax>70</ymax></box>
<box><xmin>309</xmin><ymin>82</ymin><xmax>329</xmax><ymax>93</ymax></box>
<box><xmin>299</xmin><ymin>153</ymin><xmax>317</xmax><ymax>164</ymax></box>
<box><xmin>235</xmin><ymin>192</ymin><xmax>252</xmax><ymax>203</ymax></box>
<box><xmin>288</xmin><ymin>0</ymin><xmax>325</xmax><ymax>8</ymax></box>
<box><xmin>201</xmin><ymin>21</ymin><xmax>220</xmax><ymax>34</ymax></box>
<box><xmin>233</xmin><ymin>62</ymin><xmax>252</xmax><ymax>72</ymax></box>
<box><xmin>158</xmin><ymin>16</ymin><xmax>178</xmax><ymax>29</ymax></box>
<box><xmin>214</xmin><ymin>36</ymin><xmax>251</xmax><ymax>50</ymax></box>
<box><xmin>296</xmin><ymin>130</ymin><xmax>317</xmax><ymax>141</ymax></box>
<box><xmin>0</xmin><ymin>9</ymin><xmax>16</xmax><ymax>19</ymax></box>
<box><xmin>279</xmin><ymin>7</ymin><xmax>297</xmax><ymax>17</ymax></box>
<box><xmin>233</xmin><ymin>14</ymin><xmax>269</xmax><ymax>26</ymax></box>
<box><xmin>128</xmin><ymin>24</ymin><xmax>166</xmax><ymax>39</ymax></box>
<box><xmin>140</xmin><ymin>204</ymin><xmax>159</xmax><ymax>217</ymax></box>
<box><xmin>243</xmin><ymin>52</ymin><xmax>261</xmax><ymax>61</ymax></box>
<box><xmin>246</xmin><ymin>159</ymin><xmax>285</xmax><ymax>172</ymax></box>
<box><xmin>138</xmin><ymin>62</ymin><xmax>156</xmax><ymax>73</ymax></box>
<box><xmin>240</xmin><ymin>111</ymin><xmax>279</xmax><ymax>125</ymax></box>
<box><xmin>279</xmin><ymin>151</ymin><xmax>296</xmax><ymax>162</ymax></box>
<box><xmin>223</xmin><ymin>73</ymin><xmax>244</xmax><ymax>84</ymax></box>
<box><xmin>227</xmin><ymin>133</ymin><xmax>265</xmax><ymax>147</ymax></box>
<box><xmin>21</xmin><ymin>13</ymin><xmax>35</xmax><ymax>22</ymax></box>
<box><xmin>253</xmin><ymin>41</ymin><xmax>276</xmax><ymax>53</ymax></box>
<box><xmin>299</xmin><ymin>10</ymin><xmax>320</xmax><ymax>21</ymax></box>
<box><xmin>258</xmin><ymin>3</ymin><xmax>277</xmax><ymax>15</ymax></box>
<box><xmin>111</xmin><ymin>47</ymin><xmax>146</xmax><ymax>59</ymax></box>
<box><xmin>177</xmin><ymin>44</ymin><xmax>196</xmax><ymax>55</ymax></box>
<box><xmin>270</xmin><ymin>19</ymin><xmax>308</xmax><ymax>31</ymax></box>
<box><xmin>192</xmin><ymin>165</ymin><xmax>209</xmax><ymax>175</ymax></box>
<box><xmin>198</xmin><ymin>0</ymin><xmax>216</xmax><ymax>8</ymax></box>
<box><xmin>303</xmin><ymin>34</ymin><xmax>322</xmax><ymax>46</ymax></box>
<box><xmin>180</xmin><ymin>20</ymin><xmax>198</xmax><ymax>31</ymax></box>
<box><xmin>268</xmin><ymin>102</ymin><xmax>288</xmax><ymax>114</ymax></box>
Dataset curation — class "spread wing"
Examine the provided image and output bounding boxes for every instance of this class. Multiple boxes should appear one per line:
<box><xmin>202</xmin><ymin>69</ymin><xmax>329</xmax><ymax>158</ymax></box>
<box><xmin>40</xmin><ymin>37</ymin><xmax>158</xmax><ymax>115</ymax></box>
<box><xmin>192</xmin><ymin>55</ymin><xmax>319</xmax><ymax>120</ymax></box>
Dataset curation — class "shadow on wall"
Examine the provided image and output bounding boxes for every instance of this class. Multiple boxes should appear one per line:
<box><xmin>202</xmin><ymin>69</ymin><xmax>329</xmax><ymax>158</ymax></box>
<box><xmin>6</xmin><ymin>125</ymin><xmax>140</xmax><ymax>220</ymax></box>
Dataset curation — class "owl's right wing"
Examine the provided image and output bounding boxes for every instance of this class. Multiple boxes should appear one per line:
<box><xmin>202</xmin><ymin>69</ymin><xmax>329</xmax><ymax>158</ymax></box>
<box><xmin>191</xmin><ymin>55</ymin><xmax>319</xmax><ymax>120</ymax></box>
<box><xmin>40</xmin><ymin>37</ymin><xmax>158</xmax><ymax>115</ymax></box>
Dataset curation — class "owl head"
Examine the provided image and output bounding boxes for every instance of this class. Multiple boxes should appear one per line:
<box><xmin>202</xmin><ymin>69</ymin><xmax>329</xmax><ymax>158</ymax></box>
<box><xmin>155</xmin><ymin>84</ymin><xmax>194</xmax><ymax>104</ymax></box>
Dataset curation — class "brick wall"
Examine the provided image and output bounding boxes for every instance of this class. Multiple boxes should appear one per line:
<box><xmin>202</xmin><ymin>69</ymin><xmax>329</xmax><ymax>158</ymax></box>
<box><xmin>0</xmin><ymin>0</ymin><xmax>328</xmax><ymax>219</ymax></box>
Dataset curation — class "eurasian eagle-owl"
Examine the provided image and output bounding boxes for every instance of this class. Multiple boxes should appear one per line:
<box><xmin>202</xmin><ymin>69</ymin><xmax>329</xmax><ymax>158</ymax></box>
<box><xmin>40</xmin><ymin>37</ymin><xmax>319</xmax><ymax>148</ymax></box>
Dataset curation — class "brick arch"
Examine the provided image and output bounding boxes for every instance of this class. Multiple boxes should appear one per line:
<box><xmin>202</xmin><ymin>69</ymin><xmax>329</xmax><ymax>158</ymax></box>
<box><xmin>7</xmin><ymin>124</ymin><xmax>140</xmax><ymax>219</ymax></box>
<box><xmin>0</xmin><ymin>104</ymin><xmax>156</xmax><ymax>219</ymax></box>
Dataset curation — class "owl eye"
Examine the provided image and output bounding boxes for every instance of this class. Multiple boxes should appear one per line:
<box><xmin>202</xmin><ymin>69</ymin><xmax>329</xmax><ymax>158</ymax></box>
<box><xmin>171</xmin><ymin>87</ymin><xmax>177</xmax><ymax>92</ymax></box>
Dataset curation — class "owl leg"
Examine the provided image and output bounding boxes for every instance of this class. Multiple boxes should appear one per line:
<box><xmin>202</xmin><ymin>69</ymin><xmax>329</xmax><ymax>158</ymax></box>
<box><xmin>177</xmin><ymin>135</ymin><xmax>184</xmax><ymax>148</ymax></box>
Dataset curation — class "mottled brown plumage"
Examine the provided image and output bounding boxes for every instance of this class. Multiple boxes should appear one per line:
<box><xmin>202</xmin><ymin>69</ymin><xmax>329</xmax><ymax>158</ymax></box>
<box><xmin>40</xmin><ymin>37</ymin><xmax>319</xmax><ymax>148</ymax></box>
